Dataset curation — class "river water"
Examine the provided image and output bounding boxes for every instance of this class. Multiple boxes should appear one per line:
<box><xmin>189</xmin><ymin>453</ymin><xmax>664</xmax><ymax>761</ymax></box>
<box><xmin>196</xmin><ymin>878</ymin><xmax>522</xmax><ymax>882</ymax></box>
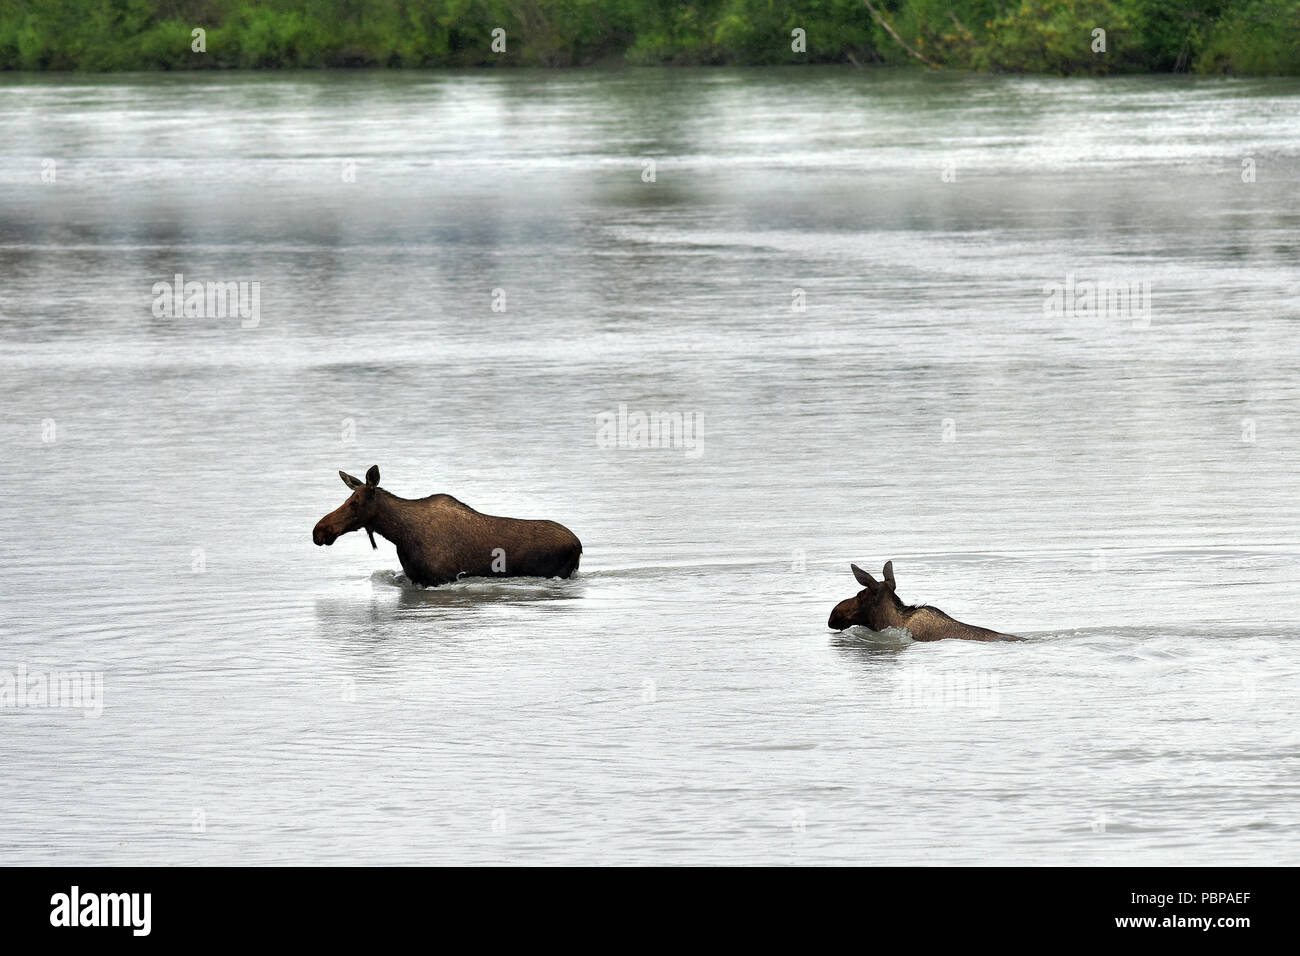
<box><xmin>1</xmin><ymin>68</ymin><xmax>1298</xmax><ymax>864</ymax></box>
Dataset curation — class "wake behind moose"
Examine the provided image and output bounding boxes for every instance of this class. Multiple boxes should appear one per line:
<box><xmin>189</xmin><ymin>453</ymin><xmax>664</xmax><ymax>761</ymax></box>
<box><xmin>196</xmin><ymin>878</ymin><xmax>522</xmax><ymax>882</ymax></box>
<box><xmin>828</xmin><ymin>561</ymin><xmax>1021</xmax><ymax>642</ymax></box>
<box><xmin>313</xmin><ymin>466</ymin><xmax>582</xmax><ymax>586</ymax></box>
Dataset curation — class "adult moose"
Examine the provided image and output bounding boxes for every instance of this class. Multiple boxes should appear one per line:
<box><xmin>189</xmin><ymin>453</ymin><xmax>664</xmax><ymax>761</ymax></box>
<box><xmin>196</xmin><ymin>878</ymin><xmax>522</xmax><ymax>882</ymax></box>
<box><xmin>827</xmin><ymin>561</ymin><xmax>1021</xmax><ymax>642</ymax></box>
<box><xmin>313</xmin><ymin>466</ymin><xmax>582</xmax><ymax>587</ymax></box>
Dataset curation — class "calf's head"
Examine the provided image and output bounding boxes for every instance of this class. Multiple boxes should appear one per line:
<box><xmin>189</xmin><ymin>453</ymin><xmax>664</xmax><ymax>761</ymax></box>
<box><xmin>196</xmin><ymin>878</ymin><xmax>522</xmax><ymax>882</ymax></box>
<box><xmin>313</xmin><ymin>465</ymin><xmax>382</xmax><ymax>548</ymax></box>
<box><xmin>828</xmin><ymin>561</ymin><xmax>900</xmax><ymax>631</ymax></box>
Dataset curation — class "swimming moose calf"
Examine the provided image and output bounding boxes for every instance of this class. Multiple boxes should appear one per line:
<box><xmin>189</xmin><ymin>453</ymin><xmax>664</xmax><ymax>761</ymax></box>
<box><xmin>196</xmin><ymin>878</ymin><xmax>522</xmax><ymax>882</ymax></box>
<box><xmin>313</xmin><ymin>466</ymin><xmax>582</xmax><ymax>587</ymax></box>
<box><xmin>828</xmin><ymin>561</ymin><xmax>1022</xmax><ymax>642</ymax></box>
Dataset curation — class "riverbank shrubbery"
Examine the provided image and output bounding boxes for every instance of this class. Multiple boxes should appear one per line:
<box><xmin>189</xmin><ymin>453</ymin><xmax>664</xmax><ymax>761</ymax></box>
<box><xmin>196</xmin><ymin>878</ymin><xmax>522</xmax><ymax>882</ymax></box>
<box><xmin>0</xmin><ymin>0</ymin><xmax>1297</xmax><ymax>74</ymax></box>
<box><xmin>1199</xmin><ymin>0</ymin><xmax>1300</xmax><ymax>73</ymax></box>
<box><xmin>975</xmin><ymin>0</ymin><xmax>1138</xmax><ymax>73</ymax></box>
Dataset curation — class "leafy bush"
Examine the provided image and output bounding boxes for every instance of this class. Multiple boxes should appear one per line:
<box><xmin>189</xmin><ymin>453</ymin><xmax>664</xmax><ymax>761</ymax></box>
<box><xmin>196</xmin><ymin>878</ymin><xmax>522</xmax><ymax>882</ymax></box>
<box><xmin>1196</xmin><ymin>0</ymin><xmax>1300</xmax><ymax>73</ymax></box>
<box><xmin>977</xmin><ymin>0</ymin><xmax>1139</xmax><ymax>73</ymax></box>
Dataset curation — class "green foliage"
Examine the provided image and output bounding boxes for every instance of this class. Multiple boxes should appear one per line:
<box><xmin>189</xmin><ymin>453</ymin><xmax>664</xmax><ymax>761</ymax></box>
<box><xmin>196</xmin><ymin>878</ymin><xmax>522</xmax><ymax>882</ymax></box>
<box><xmin>1124</xmin><ymin>0</ymin><xmax>1225</xmax><ymax>71</ymax></box>
<box><xmin>864</xmin><ymin>0</ymin><xmax>995</xmax><ymax>68</ymax></box>
<box><xmin>0</xmin><ymin>0</ymin><xmax>1295</xmax><ymax>73</ymax></box>
<box><xmin>973</xmin><ymin>0</ymin><xmax>1140</xmax><ymax>73</ymax></box>
<box><xmin>704</xmin><ymin>0</ymin><xmax>877</xmax><ymax>64</ymax></box>
<box><xmin>1197</xmin><ymin>0</ymin><xmax>1300</xmax><ymax>73</ymax></box>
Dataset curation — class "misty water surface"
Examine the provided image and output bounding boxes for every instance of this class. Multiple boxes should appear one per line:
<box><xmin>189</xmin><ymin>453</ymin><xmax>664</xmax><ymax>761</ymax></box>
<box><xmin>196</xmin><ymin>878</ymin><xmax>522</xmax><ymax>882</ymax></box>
<box><xmin>1</xmin><ymin>69</ymin><xmax>1298</xmax><ymax>864</ymax></box>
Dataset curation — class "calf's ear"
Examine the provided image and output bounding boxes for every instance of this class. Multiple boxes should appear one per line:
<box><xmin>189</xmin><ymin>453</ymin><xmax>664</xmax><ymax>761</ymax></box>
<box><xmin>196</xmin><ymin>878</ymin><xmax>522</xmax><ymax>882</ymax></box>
<box><xmin>340</xmin><ymin>471</ymin><xmax>364</xmax><ymax>490</ymax></box>
<box><xmin>882</xmin><ymin>560</ymin><xmax>896</xmax><ymax>589</ymax></box>
<box><xmin>852</xmin><ymin>564</ymin><xmax>878</xmax><ymax>589</ymax></box>
<box><xmin>365</xmin><ymin>465</ymin><xmax>381</xmax><ymax>487</ymax></box>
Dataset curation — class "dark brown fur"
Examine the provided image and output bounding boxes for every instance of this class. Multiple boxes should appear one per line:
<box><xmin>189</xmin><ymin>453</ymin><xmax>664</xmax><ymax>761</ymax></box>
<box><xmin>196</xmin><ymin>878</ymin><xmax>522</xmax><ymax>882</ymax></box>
<box><xmin>828</xmin><ymin>561</ymin><xmax>1021</xmax><ymax>642</ymax></box>
<box><xmin>313</xmin><ymin>466</ymin><xmax>581</xmax><ymax>587</ymax></box>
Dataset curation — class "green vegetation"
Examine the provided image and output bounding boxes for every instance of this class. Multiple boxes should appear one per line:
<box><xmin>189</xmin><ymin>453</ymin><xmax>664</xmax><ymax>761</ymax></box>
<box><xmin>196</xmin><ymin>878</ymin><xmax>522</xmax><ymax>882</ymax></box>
<box><xmin>1</xmin><ymin>0</ymin><xmax>1297</xmax><ymax>73</ymax></box>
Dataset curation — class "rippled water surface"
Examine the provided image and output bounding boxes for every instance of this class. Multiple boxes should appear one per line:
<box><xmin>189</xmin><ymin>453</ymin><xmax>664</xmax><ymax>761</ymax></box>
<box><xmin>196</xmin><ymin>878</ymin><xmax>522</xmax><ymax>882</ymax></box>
<box><xmin>1</xmin><ymin>69</ymin><xmax>1299</xmax><ymax>864</ymax></box>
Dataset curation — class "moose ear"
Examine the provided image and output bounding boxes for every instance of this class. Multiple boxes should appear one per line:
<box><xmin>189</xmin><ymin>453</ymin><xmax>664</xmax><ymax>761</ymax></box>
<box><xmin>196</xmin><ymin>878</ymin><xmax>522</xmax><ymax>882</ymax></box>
<box><xmin>851</xmin><ymin>564</ymin><xmax>878</xmax><ymax>589</ymax></box>
<box><xmin>882</xmin><ymin>560</ymin><xmax>896</xmax><ymax>590</ymax></box>
<box><xmin>340</xmin><ymin>471</ymin><xmax>363</xmax><ymax>490</ymax></box>
<box><xmin>365</xmin><ymin>465</ymin><xmax>380</xmax><ymax>487</ymax></box>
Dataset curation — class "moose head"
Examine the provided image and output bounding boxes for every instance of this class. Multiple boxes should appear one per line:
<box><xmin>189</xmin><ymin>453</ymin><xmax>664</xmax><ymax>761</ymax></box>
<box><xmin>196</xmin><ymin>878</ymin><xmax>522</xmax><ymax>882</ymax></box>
<box><xmin>313</xmin><ymin>465</ymin><xmax>382</xmax><ymax>549</ymax></box>
<box><xmin>827</xmin><ymin>560</ymin><xmax>903</xmax><ymax>631</ymax></box>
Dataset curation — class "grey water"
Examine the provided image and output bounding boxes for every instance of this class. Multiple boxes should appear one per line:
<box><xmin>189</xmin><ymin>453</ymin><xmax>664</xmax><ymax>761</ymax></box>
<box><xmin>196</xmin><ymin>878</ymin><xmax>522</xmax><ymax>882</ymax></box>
<box><xmin>1</xmin><ymin>68</ymin><xmax>1298</xmax><ymax>865</ymax></box>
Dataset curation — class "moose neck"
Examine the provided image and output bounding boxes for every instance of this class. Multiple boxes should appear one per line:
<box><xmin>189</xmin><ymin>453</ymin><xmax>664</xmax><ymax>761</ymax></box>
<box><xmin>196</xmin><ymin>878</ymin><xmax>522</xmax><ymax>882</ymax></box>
<box><xmin>365</xmin><ymin>490</ymin><xmax>417</xmax><ymax>553</ymax></box>
<box><xmin>875</xmin><ymin>597</ymin><xmax>911</xmax><ymax>630</ymax></box>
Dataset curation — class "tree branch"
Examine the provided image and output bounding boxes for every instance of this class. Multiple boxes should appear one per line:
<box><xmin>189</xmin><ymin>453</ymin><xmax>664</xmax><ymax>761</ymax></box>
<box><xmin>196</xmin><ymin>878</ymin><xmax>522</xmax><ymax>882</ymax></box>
<box><xmin>862</xmin><ymin>0</ymin><xmax>943</xmax><ymax>69</ymax></box>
